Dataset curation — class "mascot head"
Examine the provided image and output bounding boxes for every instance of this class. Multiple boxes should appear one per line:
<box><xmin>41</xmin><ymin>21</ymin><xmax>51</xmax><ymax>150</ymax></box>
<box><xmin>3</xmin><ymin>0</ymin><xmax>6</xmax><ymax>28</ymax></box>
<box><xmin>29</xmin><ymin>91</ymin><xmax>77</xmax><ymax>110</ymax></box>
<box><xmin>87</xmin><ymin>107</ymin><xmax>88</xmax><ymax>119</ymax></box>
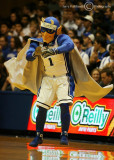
<box><xmin>40</xmin><ymin>17</ymin><xmax>62</xmax><ymax>43</ymax></box>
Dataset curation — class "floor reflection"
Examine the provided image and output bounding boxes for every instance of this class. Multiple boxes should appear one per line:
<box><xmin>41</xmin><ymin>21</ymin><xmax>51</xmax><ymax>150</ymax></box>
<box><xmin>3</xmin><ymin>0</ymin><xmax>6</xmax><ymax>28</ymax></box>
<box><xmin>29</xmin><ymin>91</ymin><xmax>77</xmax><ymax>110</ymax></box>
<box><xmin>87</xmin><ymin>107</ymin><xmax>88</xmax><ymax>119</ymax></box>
<box><xmin>27</xmin><ymin>143</ymin><xmax>114</xmax><ymax>160</ymax></box>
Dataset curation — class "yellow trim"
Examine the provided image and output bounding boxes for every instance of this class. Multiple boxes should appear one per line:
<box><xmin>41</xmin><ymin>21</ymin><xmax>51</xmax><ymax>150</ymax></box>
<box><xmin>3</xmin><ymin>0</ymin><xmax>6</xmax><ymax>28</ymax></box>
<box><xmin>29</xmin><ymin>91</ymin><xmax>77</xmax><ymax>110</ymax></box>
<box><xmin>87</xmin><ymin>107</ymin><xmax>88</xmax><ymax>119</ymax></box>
<box><xmin>41</xmin><ymin>21</ymin><xmax>57</xmax><ymax>30</ymax></box>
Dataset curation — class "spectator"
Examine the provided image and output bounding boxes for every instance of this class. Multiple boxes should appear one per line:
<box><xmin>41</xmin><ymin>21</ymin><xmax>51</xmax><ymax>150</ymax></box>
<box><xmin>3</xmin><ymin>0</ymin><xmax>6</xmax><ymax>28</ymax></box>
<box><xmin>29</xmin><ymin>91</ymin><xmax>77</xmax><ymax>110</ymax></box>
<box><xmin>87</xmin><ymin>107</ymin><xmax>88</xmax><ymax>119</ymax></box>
<box><xmin>5</xmin><ymin>36</ymin><xmax>22</xmax><ymax>60</ymax></box>
<box><xmin>68</xmin><ymin>29</ymin><xmax>77</xmax><ymax>39</ymax></box>
<box><xmin>73</xmin><ymin>36</ymin><xmax>89</xmax><ymax>66</ymax></box>
<box><xmin>0</xmin><ymin>35</ymin><xmax>9</xmax><ymax>61</ymax></box>
<box><xmin>76</xmin><ymin>1</ymin><xmax>88</xmax><ymax>16</ymax></box>
<box><xmin>91</xmin><ymin>68</ymin><xmax>101</xmax><ymax>84</ymax></box>
<box><xmin>100</xmin><ymin>67</ymin><xmax>114</xmax><ymax>95</ymax></box>
<box><xmin>58</xmin><ymin>0</ymin><xmax>66</xmax><ymax>13</ymax></box>
<box><xmin>21</xmin><ymin>14</ymin><xmax>30</xmax><ymax>36</ymax></box>
<box><xmin>63</xmin><ymin>10</ymin><xmax>78</xmax><ymax>31</ymax></box>
<box><xmin>99</xmin><ymin>43</ymin><xmax>114</xmax><ymax>69</ymax></box>
<box><xmin>0</xmin><ymin>21</ymin><xmax>12</xmax><ymax>44</ymax></box>
<box><xmin>93</xmin><ymin>11</ymin><xmax>106</xmax><ymax>34</ymax></box>
<box><xmin>83</xmin><ymin>33</ymin><xmax>95</xmax><ymax>57</ymax></box>
<box><xmin>13</xmin><ymin>21</ymin><xmax>23</xmax><ymax>42</ymax></box>
<box><xmin>104</xmin><ymin>7</ymin><xmax>114</xmax><ymax>34</ymax></box>
<box><xmin>90</xmin><ymin>36</ymin><xmax>109</xmax><ymax>68</ymax></box>
<box><xmin>36</xmin><ymin>6</ymin><xmax>48</xmax><ymax>20</ymax></box>
<box><xmin>22</xmin><ymin>3</ymin><xmax>37</xmax><ymax>19</ymax></box>
<box><xmin>82</xmin><ymin>15</ymin><xmax>94</xmax><ymax>35</ymax></box>
<box><xmin>9</xmin><ymin>12</ymin><xmax>19</xmax><ymax>28</ymax></box>
<box><xmin>29</xmin><ymin>21</ymin><xmax>38</xmax><ymax>38</ymax></box>
<box><xmin>75</xmin><ymin>16</ymin><xmax>85</xmax><ymax>37</ymax></box>
<box><xmin>52</xmin><ymin>10</ymin><xmax>61</xmax><ymax>24</ymax></box>
<box><xmin>61</xmin><ymin>9</ymin><xmax>68</xmax><ymax>24</ymax></box>
<box><xmin>95</xmin><ymin>29</ymin><xmax>107</xmax><ymax>41</ymax></box>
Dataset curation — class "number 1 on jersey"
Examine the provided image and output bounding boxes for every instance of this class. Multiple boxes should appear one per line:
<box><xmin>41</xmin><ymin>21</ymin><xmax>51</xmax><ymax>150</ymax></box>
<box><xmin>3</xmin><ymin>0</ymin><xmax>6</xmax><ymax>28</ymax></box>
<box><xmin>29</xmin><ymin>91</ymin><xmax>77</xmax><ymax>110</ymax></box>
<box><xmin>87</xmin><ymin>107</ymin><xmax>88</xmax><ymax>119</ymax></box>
<box><xmin>48</xmin><ymin>58</ymin><xmax>54</xmax><ymax>66</ymax></box>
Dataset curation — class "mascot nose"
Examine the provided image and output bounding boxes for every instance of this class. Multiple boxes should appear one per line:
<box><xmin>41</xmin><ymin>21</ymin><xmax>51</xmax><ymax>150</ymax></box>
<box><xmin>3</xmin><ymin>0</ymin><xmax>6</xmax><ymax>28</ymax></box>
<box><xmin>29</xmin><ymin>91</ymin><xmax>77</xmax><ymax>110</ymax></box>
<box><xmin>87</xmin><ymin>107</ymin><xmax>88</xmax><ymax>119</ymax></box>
<box><xmin>43</xmin><ymin>32</ymin><xmax>49</xmax><ymax>38</ymax></box>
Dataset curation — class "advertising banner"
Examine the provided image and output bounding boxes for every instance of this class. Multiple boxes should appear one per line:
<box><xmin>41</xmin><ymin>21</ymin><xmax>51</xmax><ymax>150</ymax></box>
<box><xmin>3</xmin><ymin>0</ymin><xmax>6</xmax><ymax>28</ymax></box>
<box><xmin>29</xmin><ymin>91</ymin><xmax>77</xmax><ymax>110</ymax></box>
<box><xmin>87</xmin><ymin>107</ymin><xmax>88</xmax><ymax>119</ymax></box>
<box><xmin>27</xmin><ymin>96</ymin><xmax>114</xmax><ymax>137</ymax></box>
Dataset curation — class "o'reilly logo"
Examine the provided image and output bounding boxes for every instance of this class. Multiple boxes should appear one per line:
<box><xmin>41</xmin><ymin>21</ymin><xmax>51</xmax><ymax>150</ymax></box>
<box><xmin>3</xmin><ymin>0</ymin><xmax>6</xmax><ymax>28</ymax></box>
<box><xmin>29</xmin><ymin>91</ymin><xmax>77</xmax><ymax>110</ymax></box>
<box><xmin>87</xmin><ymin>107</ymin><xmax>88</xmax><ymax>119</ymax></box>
<box><xmin>71</xmin><ymin>101</ymin><xmax>110</xmax><ymax>130</ymax></box>
<box><xmin>31</xmin><ymin>102</ymin><xmax>61</xmax><ymax>126</ymax></box>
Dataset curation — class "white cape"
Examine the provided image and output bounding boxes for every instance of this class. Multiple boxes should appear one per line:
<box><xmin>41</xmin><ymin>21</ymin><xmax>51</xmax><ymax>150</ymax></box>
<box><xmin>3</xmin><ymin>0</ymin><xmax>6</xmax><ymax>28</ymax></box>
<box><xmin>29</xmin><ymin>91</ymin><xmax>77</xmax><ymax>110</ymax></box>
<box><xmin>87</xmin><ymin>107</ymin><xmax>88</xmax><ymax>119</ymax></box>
<box><xmin>4</xmin><ymin>38</ymin><xmax>113</xmax><ymax>103</ymax></box>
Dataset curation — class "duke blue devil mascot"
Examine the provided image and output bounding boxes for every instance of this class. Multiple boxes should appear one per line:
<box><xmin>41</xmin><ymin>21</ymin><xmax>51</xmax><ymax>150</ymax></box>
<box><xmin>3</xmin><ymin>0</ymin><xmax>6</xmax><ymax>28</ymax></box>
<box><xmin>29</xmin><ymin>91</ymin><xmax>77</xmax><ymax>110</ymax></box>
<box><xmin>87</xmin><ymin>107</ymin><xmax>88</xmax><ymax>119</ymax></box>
<box><xmin>4</xmin><ymin>17</ymin><xmax>113</xmax><ymax>147</ymax></box>
<box><xmin>27</xmin><ymin>17</ymin><xmax>75</xmax><ymax>146</ymax></box>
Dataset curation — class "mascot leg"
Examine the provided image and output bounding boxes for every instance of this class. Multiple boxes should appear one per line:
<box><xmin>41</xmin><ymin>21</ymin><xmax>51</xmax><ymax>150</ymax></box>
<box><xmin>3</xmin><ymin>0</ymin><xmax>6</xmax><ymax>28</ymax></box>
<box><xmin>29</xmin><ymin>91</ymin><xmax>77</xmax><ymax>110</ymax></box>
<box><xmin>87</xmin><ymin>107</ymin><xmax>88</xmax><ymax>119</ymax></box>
<box><xmin>29</xmin><ymin>106</ymin><xmax>47</xmax><ymax>147</ymax></box>
<box><xmin>60</xmin><ymin>103</ymin><xmax>70</xmax><ymax>145</ymax></box>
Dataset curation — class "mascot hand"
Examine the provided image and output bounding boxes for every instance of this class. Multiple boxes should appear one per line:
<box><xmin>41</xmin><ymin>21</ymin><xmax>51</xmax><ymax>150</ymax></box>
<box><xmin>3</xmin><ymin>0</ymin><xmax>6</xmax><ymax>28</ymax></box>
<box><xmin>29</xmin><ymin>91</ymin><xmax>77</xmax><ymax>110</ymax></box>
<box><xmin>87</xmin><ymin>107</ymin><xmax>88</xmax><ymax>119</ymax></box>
<box><xmin>32</xmin><ymin>46</ymin><xmax>42</xmax><ymax>57</ymax></box>
<box><xmin>42</xmin><ymin>48</ymin><xmax>58</xmax><ymax>58</ymax></box>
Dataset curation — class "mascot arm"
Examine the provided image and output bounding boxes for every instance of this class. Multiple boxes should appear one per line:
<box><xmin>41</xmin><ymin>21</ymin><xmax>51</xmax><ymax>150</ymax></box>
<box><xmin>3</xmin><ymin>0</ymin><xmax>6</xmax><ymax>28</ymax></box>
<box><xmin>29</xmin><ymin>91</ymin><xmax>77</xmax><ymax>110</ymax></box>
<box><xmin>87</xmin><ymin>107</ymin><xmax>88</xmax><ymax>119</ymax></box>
<box><xmin>26</xmin><ymin>41</ymin><xmax>39</xmax><ymax>61</ymax></box>
<box><xmin>41</xmin><ymin>34</ymin><xmax>74</xmax><ymax>58</ymax></box>
<box><xmin>57</xmin><ymin>34</ymin><xmax>74</xmax><ymax>53</ymax></box>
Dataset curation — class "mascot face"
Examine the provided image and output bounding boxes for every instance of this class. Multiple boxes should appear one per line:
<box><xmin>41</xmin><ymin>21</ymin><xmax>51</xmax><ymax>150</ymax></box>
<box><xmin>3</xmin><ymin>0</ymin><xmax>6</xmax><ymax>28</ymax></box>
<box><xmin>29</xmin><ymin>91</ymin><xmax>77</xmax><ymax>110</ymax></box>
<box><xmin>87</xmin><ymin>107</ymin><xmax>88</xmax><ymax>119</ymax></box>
<box><xmin>41</xmin><ymin>17</ymin><xmax>61</xmax><ymax>43</ymax></box>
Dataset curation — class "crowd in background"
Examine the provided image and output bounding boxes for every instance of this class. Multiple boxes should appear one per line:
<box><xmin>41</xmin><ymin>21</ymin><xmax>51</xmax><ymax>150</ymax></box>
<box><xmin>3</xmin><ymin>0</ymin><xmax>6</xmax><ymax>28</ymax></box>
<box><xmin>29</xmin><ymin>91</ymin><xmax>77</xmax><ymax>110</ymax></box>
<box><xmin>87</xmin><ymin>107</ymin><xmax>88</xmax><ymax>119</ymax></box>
<box><xmin>0</xmin><ymin>0</ymin><xmax>114</xmax><ymax>95</ymax></box>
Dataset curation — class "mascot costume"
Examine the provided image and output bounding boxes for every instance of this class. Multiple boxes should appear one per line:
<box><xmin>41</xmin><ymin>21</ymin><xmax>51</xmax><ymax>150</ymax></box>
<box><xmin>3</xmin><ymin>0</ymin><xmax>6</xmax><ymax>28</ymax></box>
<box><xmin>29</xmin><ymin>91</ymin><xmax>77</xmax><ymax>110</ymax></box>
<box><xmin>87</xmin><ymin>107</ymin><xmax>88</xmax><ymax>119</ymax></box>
<box><xmin>4</xmin><ymin>17</ymin><xmax>113</xmax><ymax>146</ymax></box>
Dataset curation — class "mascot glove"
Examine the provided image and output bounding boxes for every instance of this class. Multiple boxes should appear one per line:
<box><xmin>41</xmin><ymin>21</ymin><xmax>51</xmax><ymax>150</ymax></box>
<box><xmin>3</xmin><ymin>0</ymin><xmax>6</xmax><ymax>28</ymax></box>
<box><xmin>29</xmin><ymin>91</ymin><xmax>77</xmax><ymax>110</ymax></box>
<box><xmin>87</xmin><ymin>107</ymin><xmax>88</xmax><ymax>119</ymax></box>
<box><xmin>42</xmin><ymin>48</ymin><xmax>58</xmax><ymax>58</ymax></box>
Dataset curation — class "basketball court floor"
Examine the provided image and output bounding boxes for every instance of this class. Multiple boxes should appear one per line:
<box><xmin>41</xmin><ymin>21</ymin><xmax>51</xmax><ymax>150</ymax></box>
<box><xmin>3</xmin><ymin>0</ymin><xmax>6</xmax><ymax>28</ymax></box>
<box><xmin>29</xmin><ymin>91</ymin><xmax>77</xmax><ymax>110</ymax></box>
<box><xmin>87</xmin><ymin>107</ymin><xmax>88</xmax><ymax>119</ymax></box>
<box><xmin>0</xmin><ymin>135</ymin><xmax>114</xmax><ymax>160</ymax></box>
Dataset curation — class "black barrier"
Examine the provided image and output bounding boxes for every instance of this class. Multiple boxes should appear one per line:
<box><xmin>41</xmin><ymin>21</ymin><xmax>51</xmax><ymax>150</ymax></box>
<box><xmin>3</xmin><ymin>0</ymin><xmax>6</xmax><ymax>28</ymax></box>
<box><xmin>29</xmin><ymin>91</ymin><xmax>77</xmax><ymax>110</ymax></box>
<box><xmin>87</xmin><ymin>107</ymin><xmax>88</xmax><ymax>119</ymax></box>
<box><xmin>0</xmin><ymin>91</ymin><xmax>114</xmax><ymax>132</ymax></box>
<box><xmin>0</xmin><ymin>91</ymin><xmax>33</xmax><ymax>130</ymax></box>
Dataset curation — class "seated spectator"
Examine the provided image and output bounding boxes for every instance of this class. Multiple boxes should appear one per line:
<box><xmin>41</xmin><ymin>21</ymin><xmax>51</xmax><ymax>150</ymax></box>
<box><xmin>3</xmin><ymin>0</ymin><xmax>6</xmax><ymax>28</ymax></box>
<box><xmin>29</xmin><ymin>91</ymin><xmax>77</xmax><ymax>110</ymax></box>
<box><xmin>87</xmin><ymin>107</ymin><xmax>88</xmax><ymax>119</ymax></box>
<box><xmin>5</xmin><ymin>36</ymin><xmax>22</xmax><ymax>60</ymax></box>
<box><xmin>100</xmin><ymin>67</ymin><xmax>114</xmax><ymax>95</ymax></box>
<box><xmin>21</xmin><ymin>14</ymin><xmax>31</xmax><ymax>36</ymax></box>
<box><xmin>91</xmin><ymin>68</ymin><xmax>101</xmax><ymax>84</ymax></box>
<box><xmin>8</xmin><ymin>12</ymin><xmax>19</xmax><ymax>29</ymax></box>
<box><xmin>83</xmin><ymin>33</ymin><xmax>95</xmax><ymax>57</ymax></box>
<box><xmin>68</xmin><ymin>29</ymin><xmax>77</xmax><ymax>39</ymax></box>
<box><xmin>22</xmin><ymin>3</ymin><xmax>37</xmax><ymax>19</ymax></box>
<box><xmin>90</xmin><ymin>36</ymin><xmax>109</xmax><ymax>68</ymax></box>
<box><xmin>0</xmin><ymin>35</ymin><xmax>9</xmax><ymax>61</ymax></box>
<box><xmin>73</xmin><ymin>36</ymin><xmax>89</xmax><ymax>66</ymax></box>
<box><xmin>104</xmin><ymin>7</ymin><xmax>114</xmax><ymax>34</ymax></box>
<box><xmin>36</xmin><ymin>6</ymin><xmax>48</xmax><ymax>22</ymax></box>
<box><xmin>76</xmin><ymin>1</ymin><xmax>88</xmax><ymax>16</ymax></box>
<box><xmin>107</xmin><ymin>33</ymin><xmax>114</xmax><ymax>45</ymax></box>
<box><xmin>75</xmin><ymin>16</ymin><xmax>85</xmax><ymax>37</ymax></box>
<box><xmin>63</xmin><ymin>10</ymin><xmax>78</xmax><ymax>31</ymax></box>
<box><xmin>13</xmin><ymin>21</ymin><xmax>23</xmax><ymax>42</ymax></box>
<box><xmin>93</xmin><ymin>11</ymin><xmax>106</xmax><ymax>34</ymax></box>
<box><xmin>82</xmin><ymin>15</ymin><xmax>94</xmax><ymax>35</ymax></box>
<box><xmin>61</xmin><ymin>9</ymin><xmax>68</xmax><ymax>24</ymax></box>
<box><xmin>95</xmin><ymin>29</ymin><xmax>107</xmax><ymax>41</ymax></box>
<box><xmin>0</xmin><ymin>21</ymin><xmax>12</xmax><ymax>44</ymax></box>
<box><xmin>57</xmin><ymin>0</ymin><xmax>66</xmax><ymax>16</ymax></box>
<box><xmin>99</xmin><ymin>43</ymin><xmax>114</xmax><ymax>69</ymax></box>
<box><xmin>29</xmin><ymin>21</ymin><xmax>38</xmax><ymax>38</ymax></box>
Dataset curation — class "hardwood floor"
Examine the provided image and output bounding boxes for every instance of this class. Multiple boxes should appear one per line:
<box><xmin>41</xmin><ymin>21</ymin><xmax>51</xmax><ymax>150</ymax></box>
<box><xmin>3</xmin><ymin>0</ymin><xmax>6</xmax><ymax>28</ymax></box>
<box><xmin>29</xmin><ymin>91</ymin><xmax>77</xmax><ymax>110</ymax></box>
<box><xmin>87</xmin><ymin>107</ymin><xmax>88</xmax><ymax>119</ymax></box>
<box><xmin>0</xmin><ymin>136</ymin><xmax>114</xmax><ymax>160</ymax></box>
